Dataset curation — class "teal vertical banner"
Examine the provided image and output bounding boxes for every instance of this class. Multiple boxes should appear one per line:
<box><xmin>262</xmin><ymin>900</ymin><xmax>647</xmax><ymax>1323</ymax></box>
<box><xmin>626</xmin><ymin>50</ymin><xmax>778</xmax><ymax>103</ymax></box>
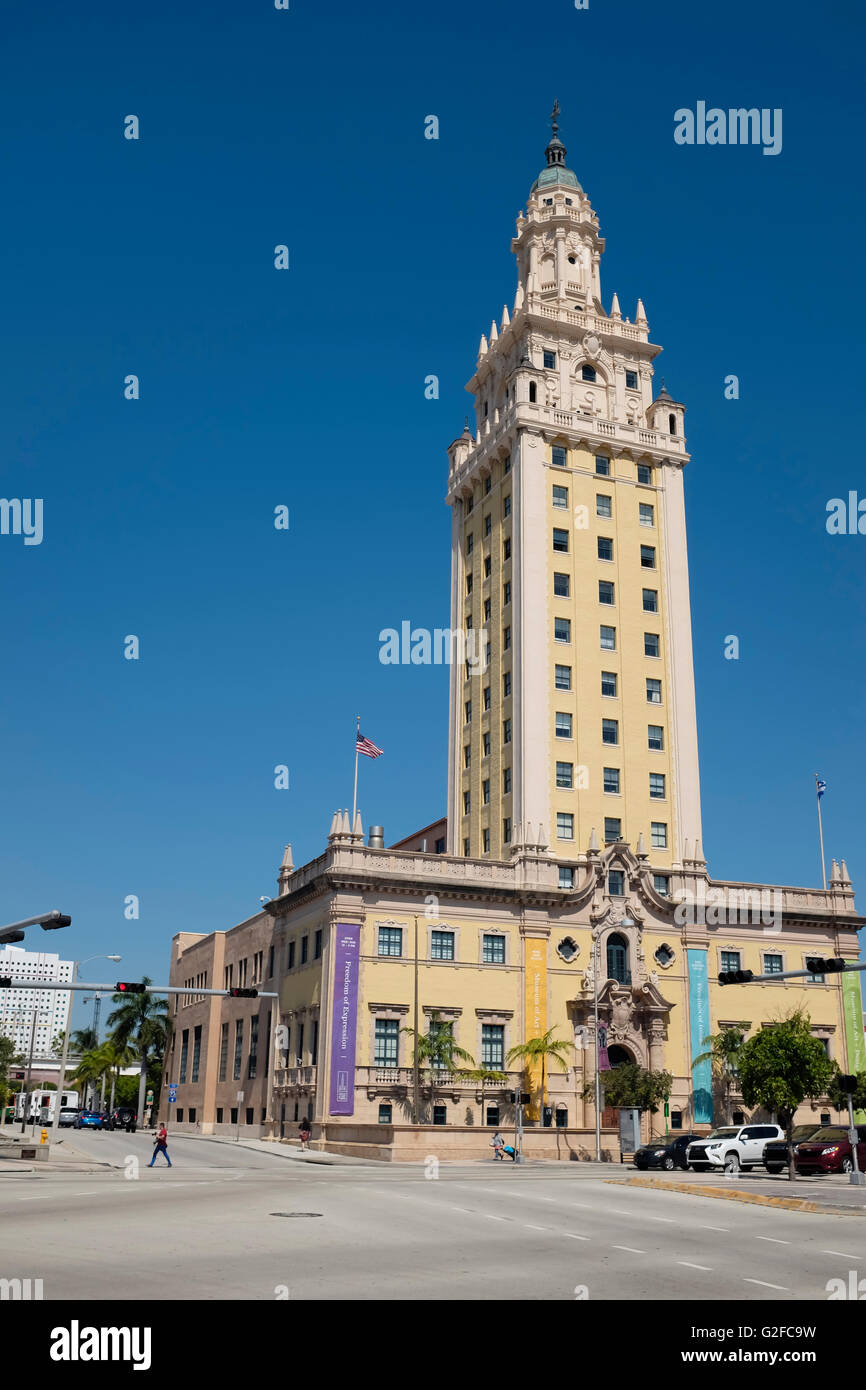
<box><xmin>688</xmin><ymin>949</ymin><xmax>714</xmax><ymax>1124</ymax></box>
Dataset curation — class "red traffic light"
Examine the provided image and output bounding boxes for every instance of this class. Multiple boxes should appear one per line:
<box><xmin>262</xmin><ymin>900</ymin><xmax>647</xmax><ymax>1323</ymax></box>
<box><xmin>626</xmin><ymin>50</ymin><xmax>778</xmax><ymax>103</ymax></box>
<box><xmin>227</xmin><ymin>987</ymin><xmax>258</xmax><ymax>998</ymax></box>
<box><xmin>115</xmin><ymin>981</ymin><xmax>147</xmax><ymax>994</ymax></box>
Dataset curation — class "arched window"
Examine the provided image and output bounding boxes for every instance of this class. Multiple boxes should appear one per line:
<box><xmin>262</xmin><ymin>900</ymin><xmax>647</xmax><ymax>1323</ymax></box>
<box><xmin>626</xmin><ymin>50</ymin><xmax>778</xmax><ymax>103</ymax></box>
<box><xmin>669</xmin><ymin>413</ymin><xmax>676</xmax><ymax>436</ymax></box>
<box><xmin>606</xmin><ymin>933</ymin><xmax>630</xmax><ymax>984</ymax></box>
<box><xmin>581</xmin><ymin>364</ymin><xmax>597</xmax><ymax>382</ymax></box>
<box><xmin>607</xmin><ymin>1044</ymin><xmax>632</xmax><ymax>1068</ymax></box>
<box><xmin>529</xmin><ymin>381</ymin><xmax>537</xmax><ymax>403</ymax></box>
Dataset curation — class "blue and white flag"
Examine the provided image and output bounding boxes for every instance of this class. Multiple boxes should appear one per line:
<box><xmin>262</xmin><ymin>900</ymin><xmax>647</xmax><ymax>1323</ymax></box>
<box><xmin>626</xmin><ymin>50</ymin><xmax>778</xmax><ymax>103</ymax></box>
<box><xmin>816</xmin><ymin>778</ymin><xmax>826</xmax><ymax>799</ymax></box>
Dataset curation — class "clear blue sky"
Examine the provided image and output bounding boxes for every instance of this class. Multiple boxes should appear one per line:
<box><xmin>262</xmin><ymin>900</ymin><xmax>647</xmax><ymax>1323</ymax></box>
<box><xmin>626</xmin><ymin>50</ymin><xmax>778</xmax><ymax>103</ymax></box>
<box><xmin>1</xmin><ymin>0</ymin><xmax>864</xmax><ymax>1022</ymax></box>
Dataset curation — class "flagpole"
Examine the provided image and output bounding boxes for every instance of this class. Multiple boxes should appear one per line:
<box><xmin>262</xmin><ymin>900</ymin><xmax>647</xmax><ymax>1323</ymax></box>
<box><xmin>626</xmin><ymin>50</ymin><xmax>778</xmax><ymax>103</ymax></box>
<box><xmin>352</xmin><ymin>715</ymin><xmax>361</xmax><ymax>824</ymax></box>
<box><xmin>815</xmin><ymin>774</ymin><xmax>827</xmax><ymax>890</ymax></box>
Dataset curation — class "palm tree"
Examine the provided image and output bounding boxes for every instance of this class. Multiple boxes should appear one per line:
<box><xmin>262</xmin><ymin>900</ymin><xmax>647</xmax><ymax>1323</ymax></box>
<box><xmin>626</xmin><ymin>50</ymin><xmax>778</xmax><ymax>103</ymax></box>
<box><xmin>71</xmin><ymin>1048</ymin><xmax>108</xmax><ymax>1110</ymax></box>
<box><xmin>106</xmin><ymin>980</ymin><xmax>170</xmax><ymax>1126</ymax></box>
<box><xmin>70</xmin><ymin>1027</ymin><xmax>98</xmax><ymax>1056</ymax></box>
<box><xmin>507</xmin><ymin>1028</ymin><xmax>574</xmax><ymax>1126</ymax></box>
<box><xmin>462</xmin><ymin>1066</ymin><xmax>508</xmax><ymax>1125</ymax></box>
<box><xmin>692</xmin><ymin>1025</ymin><xmax>747</xmax><ymax>1124</ymax></box>
<box><xmin>402</xmin><ymin>1013</ymin><xmax>475</xmax><ymax>1122</ymax></box>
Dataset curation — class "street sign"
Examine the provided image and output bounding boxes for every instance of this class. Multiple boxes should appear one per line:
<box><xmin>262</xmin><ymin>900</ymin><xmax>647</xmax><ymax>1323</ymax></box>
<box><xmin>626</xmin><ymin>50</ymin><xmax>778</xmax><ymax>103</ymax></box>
<box><xmin>146</xmin><ymin>1090</ymin><xmax>153</xmax><ymax>1105</ymax></box>
<box><xmin>168</xmin><ymin>1084</ymin><xmax>177</xmax><ymax>1104</ymax></box>
<box><xmin>236</xmin><ymin>1091</ymin><xmax>244</xmax><ymax>1104</ymax></box>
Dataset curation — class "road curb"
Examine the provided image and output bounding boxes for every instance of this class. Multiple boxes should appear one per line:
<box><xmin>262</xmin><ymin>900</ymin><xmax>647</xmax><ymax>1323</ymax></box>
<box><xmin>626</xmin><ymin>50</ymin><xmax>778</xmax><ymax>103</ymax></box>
<box><xmin>614</xmin><ymin>1176</ymin><xmax>866</xmax><ymax>1215</ymax></box>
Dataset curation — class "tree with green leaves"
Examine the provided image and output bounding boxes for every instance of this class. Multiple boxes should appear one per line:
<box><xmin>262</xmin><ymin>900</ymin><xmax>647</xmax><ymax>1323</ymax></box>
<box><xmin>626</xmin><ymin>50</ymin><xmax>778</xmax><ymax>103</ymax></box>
<box><xmin>71</xmin><ymin>1048</ymin><xmax>107</xmax><ymax>1109</ymax></box>
<box><xmin>106</xmin><ymin>980</ymin><xmax>170</xmax><ymax>1126</ymax></box>
<box><xmin>586</xmin><ymin>1061</ymin><xmax>672</xmax><ymax>1115</ymax></box>
<box><xmin>402</xmin><ymin>1013</ymin><xmax>475</xmax><ymax>1122</ymax></box>
<box><xmin>461</xmin><ymin>1066</ymin><xmax>508</xmax><ymax>1125</ymax></box>
<box><xmin>825</xmin><ymin>1067</ymin><xmax>866</xmax><ymax>1114</ymax></box>
<box><xmin>70</xmin><ymin>1027</ymin><xmax>98</xmax><ymax>1056</ymax></box>
<box><xmin>0</xmin><ymin>1032</ymin><xmax>23</xmax><ymax>1118</ymax></box>
<box><xmin>507</xmin><ymin>1028</ymin><xmax>574</xmax><ymax>1125</ymax></box>
<box><xmin>692</xmin><ymin>1024</ymin><xmax>748</xmax><ymax>1124</ymax></box>
<box><xmin>737</xmin><ymin>1010</ymin><xmax>835</xmax><ymax>1182</ymax></box>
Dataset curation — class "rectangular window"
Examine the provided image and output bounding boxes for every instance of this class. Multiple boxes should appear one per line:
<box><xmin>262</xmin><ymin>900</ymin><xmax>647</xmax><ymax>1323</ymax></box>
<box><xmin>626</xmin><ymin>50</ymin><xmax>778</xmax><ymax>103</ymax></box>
<box><xmin>601</xmin><ymin>670</ymin><xmax>618</xmax><ymax>698</ymax></box>
<box><xmin>554</xmin><ymin>616</ymin><xmax>571</xmax><ymax>643</ymax></box>
<box><xmin>484</xmin><ymin>476</ymin><xmax>491</xmax><ymax>495</ymax></box>
<box><xmin>433</xmin><ymin>1104</ymin><xmax>447</xmax><ymax>1125</ymax></box>
<box><xmin>378</xmin><ymin>1102</ymin><xmax>392</xmax><ymax>1124</ymax></box>
<box><xmin>720</xmin><ymin>950</ymin><xmax>741</xmax><ymax>974</ymax></box>
<box><xmin>297</xmin><ymin>1022</ymin><xmax>304</xmax><ymax>1065</ymax></box>
<box><xmin>466</xmin><ymin>533</ymin><xmax>474</xmax><ymax>555</ymax></box>
<box><xmin>301</xmin><ymin>936</ymin><xmax>309</xmax><ymax>964</ymax></box>
<box><xmin>764</xmin><ymin>953</ymin><xmax>783</xmax><ymax>975</ymax></box>
<box><xmin>377</xmin><ymin>926</ymin><xmax>403</xmax><ymax>958</ymax></box>
<box><xmin>503</xmin><ymin>626</ymin><xmax>511</xmax><ymax>650</ymax></box>
<box><xmin>216</xmin><ymin>1107</ymin><xmax>224</xmax><ymax>1124</ymax></box>
<box><xmin>557</xmin><ymin>812</ymin><xmax>574</xmax><ymax>840</ymax></box>
<box><xmin>464</xmin><ymin>744</ymin><xmax>471</xmax><ymax>768</ymax></box>
<box><xmin>484</xmin><ymin>514</ymin><xmax>492</xmax><ymax>537</ymax></box>
<box><xmin>608</xmin><ymin>869</ymin><xmax>625</xmax><ymax>895</ymax></box>
<box><xmin>556</xmin><ymin>761</ymin><xmax>573</xmax><ymax>789</ymax></box>
<box><xmin>603</xmin><ymin>767</ymin><xmax>620</xmax><ymax>794</ymax></box>
<box><xmin>651</xmin><ymin>822</ymin><xmax>668</xmax><ymax>849</ymax></box>
<box><xmin>503</xmin><ymin>671</ymin><xmax>511</xmax><ymax>698</ymax></box>
<box><xmin>604</xmin><ymin>817</ymin><xmax>622</xmax><ymax>843</ymax></box>
<box><xmin>483</xmin><ymin>732</ymin><xmax>491</xmax><ymax>756</ymax></box>
<box><xmin>267</xmin><ymin>945</ymin><xmax>274</xmax><ymax>978</ymax></box>
<box><xmin>503</xmin><ymin>767</ymin><xmax>511</xmax><ymax>794</ymax></box>
<box><xmin>559</xmin><ymin>867</ymin><xmax>574</xmax><ymax>889</ymax></box>
<box><xmin>314</xmin><ymin>929</ymin><xmax>323</xmax><ymax>959</ymax></box>
<box><xmin>482</xmin><ymin>934</ymin><xmax>506</xmax><ymax>965</ymax></box>
<box><xmin>642</xmin><ymin>588</ymin><xmax>658</xmax><ymax>613</ymax></box>
<box><xmin>431</xmin><ymin>931</ymin><xmax>455</xmax><ymax>961</ymax></box>
<box><xmin>465</xmin><ymin>699</ymin><xmax>472</xmax><ymax>722</ymax></box>
<box><xmin>640</xmin><ymin>545</ymin><xmax>656</xmax><ymax>569</ymax></box>
<box><xmin>179</xmin><ymin>1030</ymin><xmax>189</xmax><ymax>1084</ymax></box>
<box><xmin>466</xmin><ymin>574</ymin><xmax>473</xmax><ymax>595</ymax></box>
<box><xmin>637</xmin><ymin>463</ymin><xmax>652</xmax><ymax>485</ymax></box>
<box><xmin>287</xmin><ymin>940</ymin><xmax>296</xmax><ymax>970</ymax></box>
<box><xmin>482</xmin><ymin>828</ymin><xmax>490</xmax><ymax>853</ymax></box>
<box><xmin>552</xmin><ymin>485</ymin><xmax>568</xmax><ymax>510</ymax></box>
<box><xmin>602</xmin><ymin>717</ymin><xmax>619</xmax><ymax>745</ymax></box>
<box><xmin>503</xmin><ymin>817</ymin><xmax>512</xmax><ymax>842</ymax></box>
<box><xmin>555</xmin><ymin>711</ymin><xmax>572</xmax><ymax>739</ymax></box>
<box><xmin>503</xmin><ymin>537</ymin><xmax>511</xmax><ymax>560</ymax></box>
<box><xmin>551</xmin><ymin>443</ymin><xmax>566</xmax><ymax>467</ymax></box>
<box><xmin>481</xmin><ymin>1024</ymin><xmax>505</xmax><ymax>1069</ymax></box>
<box><xmin>647</xmin><ymin>678</ymin><xmax>662</xmax><ymax>704</ymax></box>
<box><xmin>482</xmin><ymin>779</ymin><xmax>490</xmax><ymax>805</ymax></box>
<box><xmin>545</xmin><ymin>351</ymin><xmax>557</xmax><ymax>371</ymax></box>
<box><xmin>504</xmin><ymin>455</ymin><xmax>511</xmax><ymax>473</ymax></box>
<box><xmin>248</xmin><ymin>1016</ymin><xmax>259</xmax><ymax>1080</ymax></box>
<box><xmin>600</xmin><ymin>625</ymin><xmax>616</xmax><ymax>651</ymax></box>
<box><xmin>483</xmin><ymin>685</ymin><xmax>491</xmax><ymax>710</ymax></box>
<box><xmin>503</xmin><ymin>581</ymin><xmax>511</xmax><ymax>606</ymax></box>
<box><xmin>555</xmin><ymin>664</ymin><xmax>571</xmax><ymax>691</ymax></box>
<box><xmin>648</xmin><ymin>724</ymin><xmax>664</xmax><ymax>751</ymax></box>
<box><xmin>597</xmin><ymin>536</ymin><xmax>613</xmax><ymax>562</ymax></box>
<box><xmin>191</xmin><ymin>1026</ymin><xmax>202</xmax><ymax>1084</ymax></box>
<box><xmin>552</xmin><ymin>528</ymin><xmax>569</xmax><ymax>553</ymax></box>
<box><xmin>463</xmin><ymin>791</ymin><xmax>471</xmax><ymax>814</ymax></box>
<box><xmin>553</xmin><ymin>572</ymin><xmax>570</xmax><ymax>598</ymax></box>
<box><xmin>625</xmin><ymin>369</ymin><xmax>638</xmax><ymax>390</ymax></box>
<box><xmin>463</xmin><ymin>837</ymin><xmax>470</xmax><ymax>856</ymax></box>
<box><xmin>598</xmin><ymin>580</ymin><xmax>615</xmax><ymax>605</ymax></box>
<box><xmin>596</xmin><ymin>494</ymin><xmax>612</xmax><ymax>518</ymax></box>
<box><xmin>503</xmin><ymin>718</ymin><xmax>512</xmax><ymax>744</ymax></box>
<box><xmin>484</xmin><ymin>554</ymin><xmax>491</xmax><ymax>576</ymax></box>
<box><xmin>374</xmin><ymin>1019</ymin><xmax>399</xmax><ymax>1067</ymax></box>
<box><xmin>218</xmin><ymin>1022</ymin><xmax>229</xmax><ymax>1083</ymax></box>
<box><xmin>649</xmin><ymin>773</ymin><xmax>666</xmax><ymax>799</ymax></box>
<box><xmin>639</xmin><ymin>503</ymin><xmax>654</xmax><ymax>527</ymax></box>
<box><xmin>644</xmin><ymin>632</ymin><xmax>660</xmax><ymax>658</ymax></box>
<box><xmin>233</xmin><ymin>1020</ymin><xmax>243</xmax><ymax>1081</ymax></box>
<box><xmin>595</xmin><ymin>455</ymin><xmax>610</xmax><ymax>475</ymax></box>
<box><xmin>653</xmin><ymin>874</ymin><xmax>669</xmax><ymax>897</ymax></box>
<box><xmin>503</xmin><ymin>496</ymin><xmax>511</xmax><ymax>518</ymax></box>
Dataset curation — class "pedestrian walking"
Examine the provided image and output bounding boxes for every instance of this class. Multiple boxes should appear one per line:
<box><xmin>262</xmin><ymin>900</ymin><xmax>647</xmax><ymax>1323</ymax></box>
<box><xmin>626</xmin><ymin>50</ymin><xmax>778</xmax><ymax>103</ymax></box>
<box><xmin>149</xmin><ymin>1122</ymin><xmax>172</xmax><ymax>1168</ymax></box>
<box><xmin>299</xmin><ymin>1118</ymin><xmax>311</xmax><ymax>1152</ymax></box>
<box><xmin>490</xmin><ymin>1131</ymin><xmax>506</xmax><ymax>1160</ymax></box>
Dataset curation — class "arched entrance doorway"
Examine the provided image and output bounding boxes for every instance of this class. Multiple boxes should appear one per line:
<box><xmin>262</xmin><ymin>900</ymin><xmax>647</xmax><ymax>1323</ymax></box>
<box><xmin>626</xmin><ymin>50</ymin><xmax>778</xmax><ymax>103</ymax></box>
<box><xmin>601</xmin><ymin>1044</ymin><xmax>633</xmax><ymax>1127</ymax></box>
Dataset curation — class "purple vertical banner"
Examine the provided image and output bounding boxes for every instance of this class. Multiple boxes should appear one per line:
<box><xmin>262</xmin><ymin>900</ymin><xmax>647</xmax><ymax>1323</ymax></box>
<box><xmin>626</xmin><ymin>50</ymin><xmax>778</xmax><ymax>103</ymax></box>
<box><xmin>329</xmin><ymin>924</ymin><xmax>361</xmax><ymax>1115</ymax></box>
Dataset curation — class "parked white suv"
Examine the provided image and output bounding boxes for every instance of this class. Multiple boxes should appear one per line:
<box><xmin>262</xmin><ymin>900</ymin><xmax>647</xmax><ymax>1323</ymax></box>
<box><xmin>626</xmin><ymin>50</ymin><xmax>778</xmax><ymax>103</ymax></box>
<box><xmin>686</xmin><ymin>1124</ymin><xmax>784</xmax><ymax>1173</ymax></box>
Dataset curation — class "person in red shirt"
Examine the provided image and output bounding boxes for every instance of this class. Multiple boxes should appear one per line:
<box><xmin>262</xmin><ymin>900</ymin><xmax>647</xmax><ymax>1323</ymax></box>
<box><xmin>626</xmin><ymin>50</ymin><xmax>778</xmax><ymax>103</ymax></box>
<box><xmin>149</xmin><ymin>1123</ymin><xmax>172</xmax><ymax>1168</ymax></box>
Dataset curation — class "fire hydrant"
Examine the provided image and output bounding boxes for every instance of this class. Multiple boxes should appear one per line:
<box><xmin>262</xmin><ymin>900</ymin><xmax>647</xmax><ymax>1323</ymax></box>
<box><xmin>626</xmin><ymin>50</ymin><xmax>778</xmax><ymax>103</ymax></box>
<box><xmin>40</xmin><ymin>1128</ymin><xmax>48</xmax><ymax>1145</ymax></box>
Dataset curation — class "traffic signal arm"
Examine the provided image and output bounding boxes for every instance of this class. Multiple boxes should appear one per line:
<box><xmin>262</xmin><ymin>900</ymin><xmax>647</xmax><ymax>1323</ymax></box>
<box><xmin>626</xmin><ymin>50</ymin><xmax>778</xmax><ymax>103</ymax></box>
<box><xmin>719</xmin><ymin>959</ymin><xmax>865</xmax><ymax>984</ymax></box>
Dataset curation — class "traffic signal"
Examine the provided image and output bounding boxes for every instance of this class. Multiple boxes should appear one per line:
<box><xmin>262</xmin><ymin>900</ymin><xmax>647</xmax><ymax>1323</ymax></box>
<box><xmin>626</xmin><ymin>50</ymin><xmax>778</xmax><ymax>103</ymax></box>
<box><xmin>718</xmin><ymin>969</ymin><xmax>754</xmax><ymax>985</ymax></box>
<box><xmin>227</xmin><ymin>988</ymin><xmax>258</xmax><ymax>998</ymax></box>
<box><xmin>839</xmin><ymin>1075</ymin><xmax>858</xmax><ymax>1093</ymax></box>
<box><xmin>115</xmin><ymin>981</ymin><xmax>147</xmax><ymax>994</ymax></box>
<box><xmin>507</xmin><ymin>1090</ymin><xmax>531</xmax><ymax>1105</ymax></box>
<box><xmin>42</xmin><ymin>914</ymin><xmax>71</xmax><ymax>930</ymax></box>
<box><xmin>805</xmin><ymin>957</ymin><xmax>847</xmax><ymax>975</ymax></box>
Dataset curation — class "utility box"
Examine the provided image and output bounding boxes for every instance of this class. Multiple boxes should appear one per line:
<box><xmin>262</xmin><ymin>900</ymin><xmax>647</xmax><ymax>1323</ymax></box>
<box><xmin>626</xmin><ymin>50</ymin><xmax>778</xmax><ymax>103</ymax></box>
<box><xmin>20</xmin><ymin>1145</ymin><xmax>49</xmax><ymax>1162</ymax></box>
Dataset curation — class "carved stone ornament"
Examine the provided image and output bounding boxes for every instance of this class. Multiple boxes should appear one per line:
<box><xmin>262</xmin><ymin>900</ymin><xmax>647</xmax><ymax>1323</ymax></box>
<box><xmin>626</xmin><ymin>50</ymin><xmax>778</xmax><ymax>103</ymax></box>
<box><xmin>583</xmin><ymin>334</ymin><xmax>601</xmax><ymax>358</ymax></box>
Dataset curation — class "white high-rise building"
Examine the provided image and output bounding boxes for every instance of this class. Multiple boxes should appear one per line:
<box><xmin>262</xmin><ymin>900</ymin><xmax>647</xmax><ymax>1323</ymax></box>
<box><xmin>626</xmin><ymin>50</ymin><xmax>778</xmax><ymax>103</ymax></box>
<box><xmin>0</xmin><ymin>945</ymin><xmax>73</xmax><ymax>1059</ymax></box>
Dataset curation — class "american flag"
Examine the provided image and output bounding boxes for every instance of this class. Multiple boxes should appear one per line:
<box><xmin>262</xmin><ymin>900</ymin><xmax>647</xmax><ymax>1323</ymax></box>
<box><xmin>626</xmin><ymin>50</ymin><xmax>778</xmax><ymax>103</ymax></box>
<box><xmin>356</xmin><ymin>731</ymin><xmax>383</xmax><ymax>760</ymax></box>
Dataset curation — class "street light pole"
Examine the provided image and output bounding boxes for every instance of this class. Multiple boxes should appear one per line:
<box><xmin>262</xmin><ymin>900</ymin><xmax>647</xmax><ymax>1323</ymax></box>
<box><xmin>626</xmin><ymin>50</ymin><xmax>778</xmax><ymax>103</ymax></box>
<box><xmin>412</xmin><ymin>915</ymin><xmax>420</xmax><ymax>1126</ymax></box>
<box><xmin>52</xmin><ymin>954</ymin><xmax>121</xmax><ymax>1134</ymax></box>
<box><xmin>593</xmin><ymin>932</ymin><xmax>601</xmax><ymax>1162</ymax></box>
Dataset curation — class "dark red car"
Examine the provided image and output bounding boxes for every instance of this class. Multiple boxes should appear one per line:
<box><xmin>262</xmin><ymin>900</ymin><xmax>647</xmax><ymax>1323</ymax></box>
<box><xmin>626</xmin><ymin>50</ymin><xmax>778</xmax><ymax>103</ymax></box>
<box><xmin>795</xmin><ymin>1124</ymin><xmax>866</xmax><ymax>1175</ymax></box>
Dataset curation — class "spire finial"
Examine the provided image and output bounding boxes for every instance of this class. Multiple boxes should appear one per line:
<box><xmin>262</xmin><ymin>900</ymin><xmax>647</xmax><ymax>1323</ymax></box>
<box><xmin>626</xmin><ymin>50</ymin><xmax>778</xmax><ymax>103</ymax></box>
<box><xmin>544</xmin><ymin>101</ymin><xmax>567</xmax><ymax>169</ymax></box>
<box><xmin>550</xmin><ymin>98</ymin><xmax>561</xmax><ymax>136</ymax></box>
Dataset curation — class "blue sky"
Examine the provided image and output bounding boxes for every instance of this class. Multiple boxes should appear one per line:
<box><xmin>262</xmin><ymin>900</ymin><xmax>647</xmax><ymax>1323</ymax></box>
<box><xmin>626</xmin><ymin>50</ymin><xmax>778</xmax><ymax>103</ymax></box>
<box><xmin>1</xmin><ymin>0</ymin><xmax>864</xmax><ymax>1020</ymax></box>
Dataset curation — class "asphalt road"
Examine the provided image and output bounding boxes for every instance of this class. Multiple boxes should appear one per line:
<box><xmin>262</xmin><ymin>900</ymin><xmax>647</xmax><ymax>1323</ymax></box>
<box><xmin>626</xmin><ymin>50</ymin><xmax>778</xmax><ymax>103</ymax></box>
<box><xmin>1</xmin><ymin>1131</ymin><xmax>864</xmax><ymax>1301</ymax></box>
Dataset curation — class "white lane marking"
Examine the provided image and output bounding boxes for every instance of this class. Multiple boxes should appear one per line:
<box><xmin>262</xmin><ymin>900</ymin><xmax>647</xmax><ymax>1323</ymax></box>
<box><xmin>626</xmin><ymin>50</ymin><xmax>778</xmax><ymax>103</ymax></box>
<box><xmin>743</xmin><ymin>1278</ymin><xmax>790</xmax><ymax>1291</ymax></box>
<box><xmin>451</xmin><ymin>1207</ymin><xmax>474</xmax><ymax>1214</ymax></box>
<box><xmin>613</xmin><ymin>1245</ymin><xmax>645</xmax><ymax>1254</ymax></box>
<box><xmin>537</xmin><ymin>1196</ymin><xmax>556</xmax><ymax>1202</ymax></box>
<box><xmin>700</xmin><ymin>1225</ymin><xmax>729</xmax><ymax>1232</ymax></box>
<box><xmin>755</xmin><ymin>1236</ymin><xmax>790</xmax><ymax>1245</ymax></box>
<box><xmin>606</xmin><ymin>1208</ymin><xmax>633</xmax><ymax>1215</ymax></box>
<box><xmin>678</xmin><ymin>1261</ymin><xmax>713</xmax><ymax>1271</ymax></box>
<box><xmin>523</xmin><ymin>1224</ymin><xmax>547</xmax><ymax>1232</ymax></box>
<box><xmin>821</xmin><ymin>1249</ymin><xmax>861</xmax><ymax>1259</ymax></box>
<box><xmin>484</xmin><ymin>1214</ymin><xmax>508</xmax><ymax>1222</ymax></box>
<box><xmin>17</xmin><ymin>1195</ymin><xmax>53</xmax><ymax>1201</ymax></box>
<box><xmin>645</xmin><ymin>1215</ymin><xmax>676</xmax><ymax>1223</ymax></box>
<box><xmin>562</xmin><ymin>1232</ymin><xmax>590</xmax><ymax>1241</ymax></box>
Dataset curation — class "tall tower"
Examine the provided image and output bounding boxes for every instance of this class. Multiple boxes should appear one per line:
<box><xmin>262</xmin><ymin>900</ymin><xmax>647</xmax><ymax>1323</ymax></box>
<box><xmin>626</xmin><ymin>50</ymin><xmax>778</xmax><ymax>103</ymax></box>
<box><xmin>446</xmin><ymin>107</ymin><xmax>702</xmax><ymax>878</ymax></box>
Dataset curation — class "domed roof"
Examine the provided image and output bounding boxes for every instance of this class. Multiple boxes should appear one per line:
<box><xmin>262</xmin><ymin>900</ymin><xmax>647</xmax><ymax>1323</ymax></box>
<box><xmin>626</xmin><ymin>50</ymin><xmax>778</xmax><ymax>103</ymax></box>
<box><xmin>531</xmin><ymin>102</ymin><xmax>582</xmax><ymax>196</ymax></box>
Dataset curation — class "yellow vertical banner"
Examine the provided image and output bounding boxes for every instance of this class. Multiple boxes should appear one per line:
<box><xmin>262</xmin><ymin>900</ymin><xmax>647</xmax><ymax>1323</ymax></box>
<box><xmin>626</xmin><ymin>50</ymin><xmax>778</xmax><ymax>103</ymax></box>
<box><xmin>524</xmin><ymin>936</ymin><xmax>547</xmax><ymax>1121</ymax></box>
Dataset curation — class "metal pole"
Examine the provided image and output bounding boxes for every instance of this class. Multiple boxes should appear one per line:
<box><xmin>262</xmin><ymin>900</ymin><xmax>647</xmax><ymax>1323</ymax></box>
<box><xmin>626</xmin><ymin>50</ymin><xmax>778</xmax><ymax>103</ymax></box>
<box><xmin>412</xmin><ymin>915</ymin><xmax>420</xmax><ymax>1125</ymax></box>
<box><xmin>847</xmin><ymin>1092</ymin><xmax>866</xmax><ymax>1187</ymax></box>
<box><xmin>816</xmin><ymin>775</ymin><xmax>827</xmax><ymax>890</ymax></box>
<box><xmin>52</xmin><ymin>961</ymin><xmax>78</xmax><ymax>1134</ymax></box>
<box><xmin>20</xmin><ymin>1008</ymin><xmax>39</xmax><ymax>1134</ymax></box>
<box><xmin>91</xmin><ymin>993</ymin><xmax>102</xmax><ymax>1046</ymax></box>
<box><xmin>352</xmin><ymin>715</ymin><xmax>361</xmax><ymax>824</ymax></box>
<box><xmin>593</xmin><ymin>933</ymin><xmax>601</xmax><ymax>1162</ymax></box>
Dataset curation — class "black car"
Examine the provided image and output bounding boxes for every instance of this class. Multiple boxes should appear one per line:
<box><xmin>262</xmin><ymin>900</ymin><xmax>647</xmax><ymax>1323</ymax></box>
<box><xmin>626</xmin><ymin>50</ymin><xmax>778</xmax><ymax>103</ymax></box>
<box><xmin>107</xmin><ymin>1107</ymin><xmax>137</xmax><ymax>1132</ymax></box>
<box><xmin>634</xmin><ymin>1132</ymin><xmax>702</xmax><ymax>1171</ymax></box>
<box><xmin>762</xmin><ymin>1124</ymin><xmax>823</xmax><ymax>1173</ymax></box>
